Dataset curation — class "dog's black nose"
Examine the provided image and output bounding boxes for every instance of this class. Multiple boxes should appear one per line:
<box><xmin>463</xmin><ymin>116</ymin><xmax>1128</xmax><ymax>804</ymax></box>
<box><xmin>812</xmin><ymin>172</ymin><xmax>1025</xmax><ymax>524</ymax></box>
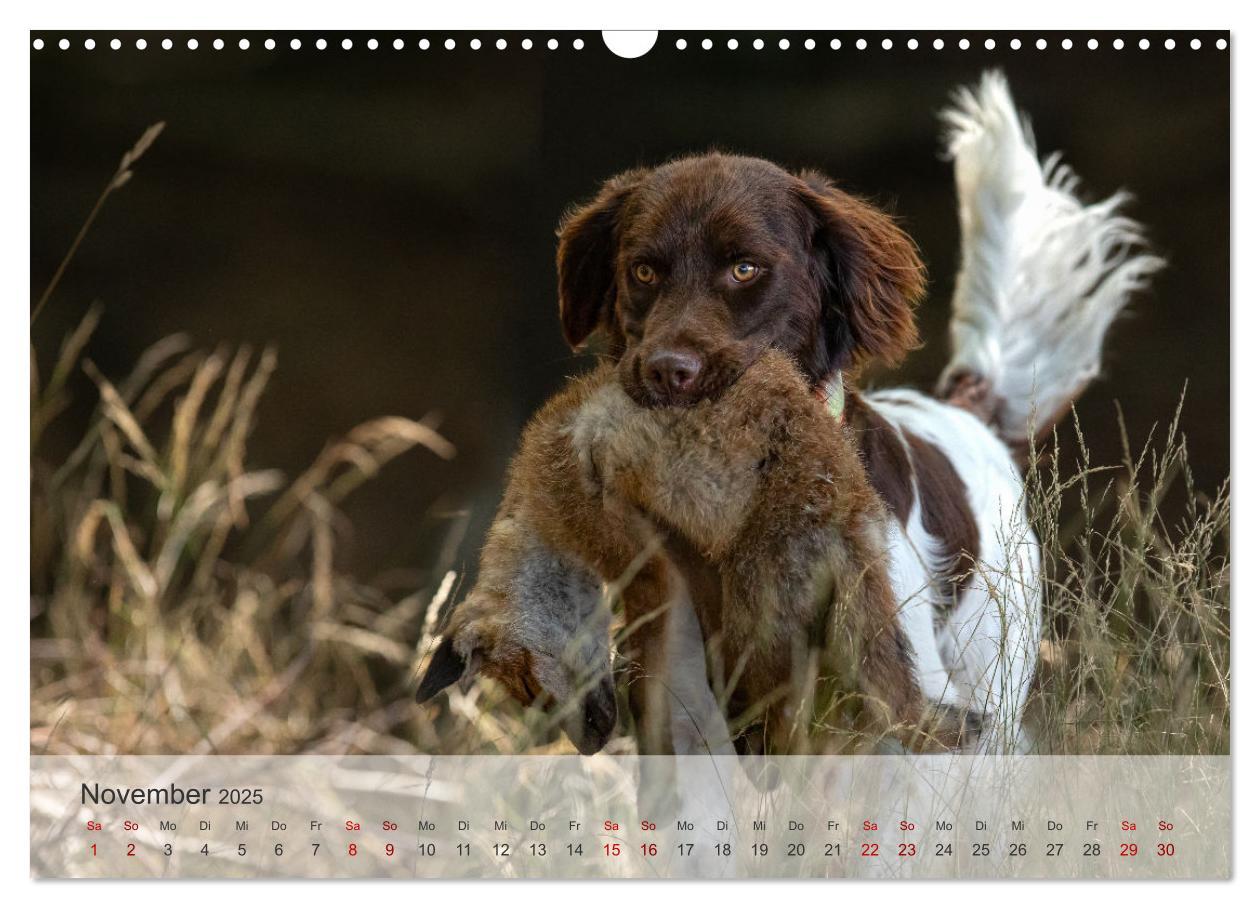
<box><xmin>645</xmin><ymin>350</ymin><xmax>702</xmax><ymax>399</ymax></box>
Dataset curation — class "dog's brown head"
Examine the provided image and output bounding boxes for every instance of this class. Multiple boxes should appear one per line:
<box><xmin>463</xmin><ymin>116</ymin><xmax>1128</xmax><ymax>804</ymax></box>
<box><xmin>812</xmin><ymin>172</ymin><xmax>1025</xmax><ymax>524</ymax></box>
<box><xmin>557</xmin><ymin>153</ymin><xmax>926</xmax><ymax>407</ymax></box>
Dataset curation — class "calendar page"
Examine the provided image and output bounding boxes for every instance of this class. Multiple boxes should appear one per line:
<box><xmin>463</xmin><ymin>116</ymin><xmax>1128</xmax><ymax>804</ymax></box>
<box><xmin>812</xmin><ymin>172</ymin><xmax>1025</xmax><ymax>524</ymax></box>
<box><xmin>28</xmin><ymin>24</ymin><xmax>1231</xmax><ymax>883</ymax></box>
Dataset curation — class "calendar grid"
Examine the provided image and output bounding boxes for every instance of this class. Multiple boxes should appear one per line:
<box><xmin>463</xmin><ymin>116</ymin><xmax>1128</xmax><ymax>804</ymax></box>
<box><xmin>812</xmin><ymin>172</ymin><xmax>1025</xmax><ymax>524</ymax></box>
<box><xmin>31</xmin><ymin>755</ymin><xmax>1230</xmax><ymax>879</ymax></box>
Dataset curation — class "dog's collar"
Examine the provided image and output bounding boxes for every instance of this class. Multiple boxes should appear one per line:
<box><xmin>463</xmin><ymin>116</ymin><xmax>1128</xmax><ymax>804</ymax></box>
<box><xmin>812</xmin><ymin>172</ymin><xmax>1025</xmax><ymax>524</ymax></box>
<box><xmin>821</xmin><ymin>376</ymin><xmax>845</xmax><ymax>425</ymax></box>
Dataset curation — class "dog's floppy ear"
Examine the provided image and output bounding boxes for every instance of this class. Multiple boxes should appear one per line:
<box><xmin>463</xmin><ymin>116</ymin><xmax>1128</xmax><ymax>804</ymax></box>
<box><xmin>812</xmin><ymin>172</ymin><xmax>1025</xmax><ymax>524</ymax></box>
<box><xmin>416</xmin><ymin>635</ymin><xmax>478</xmax><ymax>703</ymax></box>
<box><xmin>556</xmin><ymin>168</ymin><xmax>646</xmax><ymax>349</ymax></box>
<box><xmin>794</xmin><ymin>171</ymin><xmax>926</xmax><ymax>375</ymax></box>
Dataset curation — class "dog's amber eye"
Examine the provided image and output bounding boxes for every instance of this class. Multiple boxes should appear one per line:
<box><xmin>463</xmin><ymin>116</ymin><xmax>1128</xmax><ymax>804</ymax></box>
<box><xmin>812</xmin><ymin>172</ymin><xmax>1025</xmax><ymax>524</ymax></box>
<box><xmin>731</xmin><ymin>262</ymin><xmax>760</xmax><ymax>283</ymax></box>
<box><xmin>632</xmin><ymin>263</ymin><xmax>657</xmax><ymax>285</ymax></box>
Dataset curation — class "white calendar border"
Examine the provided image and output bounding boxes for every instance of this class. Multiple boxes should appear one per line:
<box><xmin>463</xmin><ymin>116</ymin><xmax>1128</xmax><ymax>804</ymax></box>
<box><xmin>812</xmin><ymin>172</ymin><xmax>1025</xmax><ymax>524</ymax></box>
<box><xmin>4</xmin><ymin>0</ymin><xmax>1248</xmax><ymax>902</ymax></box>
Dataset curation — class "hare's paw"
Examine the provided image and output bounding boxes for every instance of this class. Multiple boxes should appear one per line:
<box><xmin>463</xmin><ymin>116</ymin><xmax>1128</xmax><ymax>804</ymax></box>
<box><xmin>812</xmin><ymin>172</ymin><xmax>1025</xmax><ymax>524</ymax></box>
<box><xmin>567</xmin><ymin>383</ymin><xmax>656</xmax><ymax>497</ymax></box>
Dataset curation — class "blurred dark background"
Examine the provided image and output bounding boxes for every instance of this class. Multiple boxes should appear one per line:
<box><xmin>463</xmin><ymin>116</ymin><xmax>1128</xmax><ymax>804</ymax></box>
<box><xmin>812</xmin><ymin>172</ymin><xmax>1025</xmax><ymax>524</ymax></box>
<box><xmin>31</xmin><ymin>32</ymin><xmax>1230</xmax><ymax>590</ymax></box>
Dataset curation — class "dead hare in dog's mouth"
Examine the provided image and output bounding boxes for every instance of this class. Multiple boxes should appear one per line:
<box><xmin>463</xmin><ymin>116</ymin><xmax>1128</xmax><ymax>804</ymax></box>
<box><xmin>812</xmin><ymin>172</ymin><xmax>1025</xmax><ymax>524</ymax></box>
<box><xmin>417</xmin><ymin>351</ymin><xmax>976</xmax><ymax>756</ymax></box>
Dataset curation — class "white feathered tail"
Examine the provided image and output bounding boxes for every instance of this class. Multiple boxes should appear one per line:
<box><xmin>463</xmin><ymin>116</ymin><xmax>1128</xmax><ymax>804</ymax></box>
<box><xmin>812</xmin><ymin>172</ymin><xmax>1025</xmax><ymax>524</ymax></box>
<box><xmin>936</xmin><ymin>71</ymin><xmax>1164</xmax><ymax>450</ymax></box>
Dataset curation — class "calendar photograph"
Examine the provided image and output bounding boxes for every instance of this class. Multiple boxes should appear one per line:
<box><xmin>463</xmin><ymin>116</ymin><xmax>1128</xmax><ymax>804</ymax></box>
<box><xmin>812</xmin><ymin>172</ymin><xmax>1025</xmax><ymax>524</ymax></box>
<box><xmin>28</xmin><ymin>29</ymin><xmax>1230</xmax><ymax>880</ymax></box>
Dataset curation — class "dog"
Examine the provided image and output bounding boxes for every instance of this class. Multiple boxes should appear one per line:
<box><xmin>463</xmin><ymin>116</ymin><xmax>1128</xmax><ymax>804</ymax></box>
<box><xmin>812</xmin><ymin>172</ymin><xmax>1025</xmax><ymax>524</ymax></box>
<box><xmin>418</xmin><ymin>72</ymin><xmax>1162</xmax><ymax>757</ymax></box>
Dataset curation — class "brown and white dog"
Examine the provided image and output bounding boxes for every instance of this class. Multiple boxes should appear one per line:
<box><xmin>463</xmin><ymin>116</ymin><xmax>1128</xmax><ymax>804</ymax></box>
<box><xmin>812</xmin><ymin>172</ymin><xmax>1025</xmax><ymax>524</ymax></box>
<box><xmin>417</xmin><ymin>73</ymin><xmax>1161</xmax><ymax>758</ymax></box>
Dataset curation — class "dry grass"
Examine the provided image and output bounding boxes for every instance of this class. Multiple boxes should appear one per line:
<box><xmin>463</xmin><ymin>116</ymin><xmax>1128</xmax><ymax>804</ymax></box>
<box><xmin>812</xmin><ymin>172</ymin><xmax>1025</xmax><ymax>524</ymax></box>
<box><xmin>29</xmin><ymin>127</ymin><xmax>1228</xmax><ymax>758</ymax></box>
<box><xmin>29</xmin><ymin>312</ymin><xmax>473</xmax><ymax>755</ymax></box>
<box><xmin>1022</xmin><ymin>405</ymin><xmax>1230</xmax><ymax>754</ymax></box>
